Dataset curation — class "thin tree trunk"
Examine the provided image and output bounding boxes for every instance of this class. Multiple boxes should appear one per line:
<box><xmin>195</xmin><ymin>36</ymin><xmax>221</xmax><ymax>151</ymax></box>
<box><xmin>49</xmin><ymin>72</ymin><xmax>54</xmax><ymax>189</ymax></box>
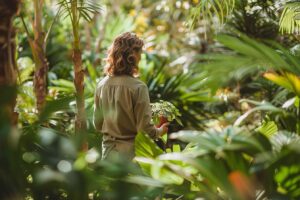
<box><xmin>71</xmin><ymin>0</ymin><xmax>87</xmax><ymax>150</ymax></box>
<box><xmin>73</xmin><ymin>48</ymin><xmax>87</xmax><ymax>132</ymax></box>
<box><xmin>31</xmin><ymin>0</ymin><xmax>48</xmax><ymax>113</ymax></box>
<box><xmin>0</xmin><ymin>0</ymin><xmax>20</xmax><ymax>125</ymax></box>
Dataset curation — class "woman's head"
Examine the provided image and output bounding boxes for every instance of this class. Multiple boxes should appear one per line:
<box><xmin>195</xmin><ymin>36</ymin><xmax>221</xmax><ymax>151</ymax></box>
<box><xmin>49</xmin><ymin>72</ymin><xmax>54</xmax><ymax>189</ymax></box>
<box><xmin>104</xmin><ymin>32</ymin><xmax>144</xmax><ymax>76</ymax></box>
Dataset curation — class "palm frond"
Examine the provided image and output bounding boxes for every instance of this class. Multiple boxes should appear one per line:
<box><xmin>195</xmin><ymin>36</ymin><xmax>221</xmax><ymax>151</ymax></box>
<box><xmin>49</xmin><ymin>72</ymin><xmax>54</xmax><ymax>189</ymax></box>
<box><xmin>189</xmin><ymin>0</ymin><xmax>236</xmax><ymax>29</ymax></box>
<box><xmin>139</xmin><ymin>54</ymin><xmax>215</xmax><ymax>129</ymax></box>
<box><xmin>58</xmin><ymin>0</ymin><xmax>101</xmax><ymax>23</ymax></box>
<box><xmin>256</xmin><ymin>120</ymin><xmax>278</xmax><ymax>138</ymax></box>
<box><xmin>193</xmin><ymin>31</ymin><xmax>300</xmax><ymax>89</ymax></box>
<box><xmin>279</xmin><ymin>1</ymin><xmax>300</xmax><ymax>34</ymax></box>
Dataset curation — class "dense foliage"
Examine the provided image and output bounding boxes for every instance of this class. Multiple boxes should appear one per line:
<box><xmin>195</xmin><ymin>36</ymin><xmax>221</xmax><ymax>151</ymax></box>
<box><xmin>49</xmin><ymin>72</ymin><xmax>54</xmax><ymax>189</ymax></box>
<box><xmin>1</xmin><ymin>0</ymin><xmax>300</xmax><ymax>199</ymax></box>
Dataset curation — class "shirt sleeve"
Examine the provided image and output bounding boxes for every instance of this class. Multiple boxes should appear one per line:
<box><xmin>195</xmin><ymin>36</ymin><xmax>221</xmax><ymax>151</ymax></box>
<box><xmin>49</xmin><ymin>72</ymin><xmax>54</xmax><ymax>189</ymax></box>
<box><xmin>133</xmin><ymin>84</ymin><xmax>161</xmax><ymax>139</ymax></box>
<box><xmin>93</xmin><ymin>86</ymin><xmax>103</xmax><ymax>132</ymax></box>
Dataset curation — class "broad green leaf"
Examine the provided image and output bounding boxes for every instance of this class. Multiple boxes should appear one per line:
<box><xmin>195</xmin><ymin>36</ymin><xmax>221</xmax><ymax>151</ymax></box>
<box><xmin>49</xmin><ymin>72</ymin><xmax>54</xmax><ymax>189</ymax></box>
<box><xmin>151</xmin><ymin>160</ymin><xmax>184</xmax><ymax>185</ymax></box>
<box><xmin>135</xmin><ymin>132</ymin><xmax>163</xmax><ymax>158</ymax></box>
<box><xmin>125</xmin><ymin>175</ymin><xmax>164</xmax><ymax>187</ymax></box>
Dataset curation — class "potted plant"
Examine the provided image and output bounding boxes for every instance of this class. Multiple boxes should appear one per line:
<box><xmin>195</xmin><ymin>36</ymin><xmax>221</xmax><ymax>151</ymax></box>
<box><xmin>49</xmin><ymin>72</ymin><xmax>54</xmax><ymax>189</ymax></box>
<box><xmin>151</xmin><ymin>100</ymin><xmax>183</xmax><ymax>128</ymax></box>
<box><xmin>150</xmin><ymin>100</ymin><xmax>183</xmax><ymax>151</ymax></box>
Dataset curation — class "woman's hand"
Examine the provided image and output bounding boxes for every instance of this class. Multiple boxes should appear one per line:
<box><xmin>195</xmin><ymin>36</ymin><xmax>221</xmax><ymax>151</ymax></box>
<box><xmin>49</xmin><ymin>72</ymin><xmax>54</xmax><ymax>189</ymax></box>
<box><xmin>158</xmin><ymin>122</ymin><xmax>169</xmax><ymax>137</ymax></box>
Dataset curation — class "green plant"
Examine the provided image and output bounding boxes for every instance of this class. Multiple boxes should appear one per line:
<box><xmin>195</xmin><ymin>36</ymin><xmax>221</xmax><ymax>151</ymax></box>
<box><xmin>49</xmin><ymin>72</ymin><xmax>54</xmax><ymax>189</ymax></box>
<box><xmin>194</xmin><ymin>30</ymin><xmax>300</xmax><ymax>88</ymax></box>
<box><xmin>228</xmin><ymin>0</ymin><xmax>279</xmax><ymax>39</ymax></box>
<box><xmin>279</xmin><ymin>1</ymin><xmax>300</xmax><ymax>34</ymax></box>
<box><xmin>58</xmin><ymin>0</ymin><xmax>100</xmax><ymax>147</ymax></box>
<box><xmin>151</xmin><ymin>100</ymin><xmax>182</xmax><ymax>126</ymax></box>
<box><xmin>140</xmin><ymin>53</ymin><xmax>215</xmax><ymax>129</ymax></box>
<box><xmin>135</xmin><ymin>126</ymin><xmax>300</xmax><ymax>199</ymax></box>
<box><xmin>7</xmin><ymin>1</ymin><xmax>300</xmax><ymax>199</ymax></box>
<box><xmin>264</xmin><ymin>71</ymin><xmax>300</xmax><ymax>97</ymax></box>
<box><xmin>1</xmin><ymin>88</ymin><xmax>165</xmax><ymax>200</ymax></box>
<box><xmin>16</xmin><ymin>57</ymin><xmax>37</xmax><ymax>124</ymax></box>
<box><xmin>189</xmin><ymin>0</ymin><xmax>236</xmax><ymax>28</ymax></box>
<box><xmin>46</xmin><ymin>62</ymin><xmax>100</xmax><ymax>147</ymax></box>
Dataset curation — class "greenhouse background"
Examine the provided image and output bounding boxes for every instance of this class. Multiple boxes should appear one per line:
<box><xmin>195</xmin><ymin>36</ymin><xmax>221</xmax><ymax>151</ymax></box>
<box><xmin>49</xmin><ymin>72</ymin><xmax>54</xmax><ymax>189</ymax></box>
<box><xmin>1</xmin><ymin>0</ymin><xmax>300</xmax><ymax>199</ymax></box>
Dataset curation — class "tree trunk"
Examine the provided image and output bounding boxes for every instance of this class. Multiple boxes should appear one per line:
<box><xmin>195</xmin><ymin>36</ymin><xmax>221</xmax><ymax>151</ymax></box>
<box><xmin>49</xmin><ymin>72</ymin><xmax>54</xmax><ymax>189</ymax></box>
<box><xmin>30</xmin><ymin>0</ymin><xmax>48</xmax><ymax>113</ymax></box>
<box><xmin>0</xmin><ymin>0</ymin><xmax>20</xmax><ymax>125</ymax></box>
<box><xmin>73</xmin><ymin>48</ymin><xmax>87</xmax><ymax>134</ymax></box>
<box><xmin>71</xmin><ymin>0</ymin><xmax>87</xmax><ymax>150</ymax></box>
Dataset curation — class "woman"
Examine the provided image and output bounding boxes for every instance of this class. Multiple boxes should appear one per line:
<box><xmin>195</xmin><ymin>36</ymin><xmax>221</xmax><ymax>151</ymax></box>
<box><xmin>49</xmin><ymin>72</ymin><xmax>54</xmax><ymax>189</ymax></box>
<box><xmin>93</xmin><ymin>32</ymin><xmax>168</xmax><ymax>159</ymax></box>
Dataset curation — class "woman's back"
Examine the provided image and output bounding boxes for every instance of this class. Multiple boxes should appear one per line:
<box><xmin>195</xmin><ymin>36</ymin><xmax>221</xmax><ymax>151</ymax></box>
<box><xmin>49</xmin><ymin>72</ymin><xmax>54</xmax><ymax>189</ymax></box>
<box><xmin>93</xmin><ymin>32</ymin><xmax>168</xmax><ymax>159</ymax></box>
<box><xmin>95</xmin><ymin>75</ymin><xmax>149</xmax><ymax>139</ymax></box>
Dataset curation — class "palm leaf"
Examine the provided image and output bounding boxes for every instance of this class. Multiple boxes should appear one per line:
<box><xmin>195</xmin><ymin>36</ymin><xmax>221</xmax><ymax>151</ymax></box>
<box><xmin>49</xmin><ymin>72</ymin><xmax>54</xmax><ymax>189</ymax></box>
<box><xmin>194</xmin><ymin>31</ymin><xmax>300</xmax><ymax>89</ymax></box>
<box><xmin>256</xmin><ymin>120</ymin><xmax>278</xmax><ymax>138</ymax></box>
<box><xmin>189</xmin><ymin>0</ymin><xmax>236</xmax><ymax>29</ymax></box>
<box><xmin>135</xmin><ymin>132</ymin><xmax>163</xmax><ymax>158</ymax></box>
<box><xmin>58</xmin><ymin>0</ymin><xmax>101</xmax><ymax>23</ymax></box>
<box><xmin>264</xmin><ymin>71</ymin><xmax>300</xmax><ymax>97</ymax></box>
<box><xmin>279</xmin><ymin>1</ymin><xmax>300</xmax><ymax>34</ymax></box>
<box><xmin>139</xmin><ymin>55</ymin><xmax>215</xmax><ymax>129</ymax></box>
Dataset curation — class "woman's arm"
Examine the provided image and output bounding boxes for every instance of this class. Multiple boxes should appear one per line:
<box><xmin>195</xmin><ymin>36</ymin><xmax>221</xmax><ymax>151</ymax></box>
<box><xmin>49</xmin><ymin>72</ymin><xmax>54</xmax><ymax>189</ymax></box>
<box><xmin>93</xmin><ymin>87</ymin><xmax>103</xmax><ymax>132</ymax></box>
<box><xmin>133</xmin><ymin>84</ymin><xmax>165</xmax><ymax>139</ymax></box>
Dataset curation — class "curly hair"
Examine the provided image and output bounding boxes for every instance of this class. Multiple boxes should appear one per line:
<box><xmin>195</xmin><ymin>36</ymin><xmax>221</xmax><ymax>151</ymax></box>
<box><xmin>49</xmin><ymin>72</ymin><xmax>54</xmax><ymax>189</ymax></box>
<box><xmin>104</xmin><ymin>32</ymin><xmax>144</xmax><ymax>76</ymax></box>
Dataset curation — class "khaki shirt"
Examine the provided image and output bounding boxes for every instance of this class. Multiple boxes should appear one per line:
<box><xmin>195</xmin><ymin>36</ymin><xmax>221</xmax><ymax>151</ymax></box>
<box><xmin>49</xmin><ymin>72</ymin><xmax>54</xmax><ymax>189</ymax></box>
<box><xmin>93</xmin><ymin>75</ymin><xmax>160</xmax><ymax>140</ymax></box>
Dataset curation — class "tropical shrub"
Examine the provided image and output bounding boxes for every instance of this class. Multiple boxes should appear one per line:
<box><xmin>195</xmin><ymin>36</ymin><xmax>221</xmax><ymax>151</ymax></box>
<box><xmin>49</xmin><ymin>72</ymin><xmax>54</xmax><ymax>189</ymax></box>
<box><xmin>135</xmin><ymin>126</ymin><xmax>300</xmax><ymax>199</ymax></box>
<box><xmin>1</xmin><ymin>88</ymin><xmax>165</xmax><ymax>200</ymax></box>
